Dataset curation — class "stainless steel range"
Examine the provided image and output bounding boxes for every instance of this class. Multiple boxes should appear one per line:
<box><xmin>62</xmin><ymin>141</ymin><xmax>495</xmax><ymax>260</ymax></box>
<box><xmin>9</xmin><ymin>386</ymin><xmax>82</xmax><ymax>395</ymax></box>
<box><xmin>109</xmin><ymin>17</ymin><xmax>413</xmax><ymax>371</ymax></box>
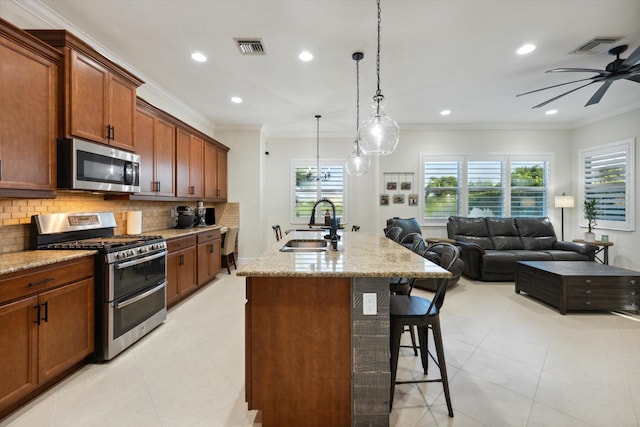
<box><xmin>31</xmin><ymin>212</ymin><xmax>167</xmax><ymax>361</ymax></box>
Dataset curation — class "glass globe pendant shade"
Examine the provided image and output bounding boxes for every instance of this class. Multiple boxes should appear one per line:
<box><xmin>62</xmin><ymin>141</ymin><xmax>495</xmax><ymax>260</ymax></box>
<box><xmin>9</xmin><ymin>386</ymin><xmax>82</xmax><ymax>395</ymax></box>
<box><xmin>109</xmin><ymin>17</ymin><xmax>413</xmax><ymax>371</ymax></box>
<box><xmin>360</xmin><ymin>98</ymin><xmax>399</xmax><ymax>156</ymax></box>
<box><xmin>345</xmin><ymin>140</ymin><xmax>370</xmax><ymax>176</ymax></box>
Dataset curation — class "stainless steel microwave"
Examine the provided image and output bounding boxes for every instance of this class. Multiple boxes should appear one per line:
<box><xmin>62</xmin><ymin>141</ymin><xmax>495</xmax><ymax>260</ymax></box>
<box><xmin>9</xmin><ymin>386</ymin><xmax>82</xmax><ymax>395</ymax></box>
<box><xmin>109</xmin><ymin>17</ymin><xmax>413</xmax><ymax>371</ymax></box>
<box><xmin>57</xmin><ymin>138</ymin><xmax>140</xmax><ymax>193</ymax></box>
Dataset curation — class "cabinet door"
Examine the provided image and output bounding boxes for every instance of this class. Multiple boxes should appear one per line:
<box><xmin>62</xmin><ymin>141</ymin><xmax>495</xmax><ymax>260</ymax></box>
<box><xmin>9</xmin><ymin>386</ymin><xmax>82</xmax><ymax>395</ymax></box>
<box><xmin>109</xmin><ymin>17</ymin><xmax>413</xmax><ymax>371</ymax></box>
<box><xmin>0</xmin><ymin>36</ymin><xmax>57</xmax><ymax>192</ymax></box>
<box><xmin>217</xmin><ymin>148</ymin><xmax>228</xmax><ymax>201</ymax></box>
<box><xmin>189</xmin><ymin>135</ymin><xmax>204</xmax><ymax>198</ymax></box>
<box><xmin>211</xmin><ymin>238</ymin><xmax>222</xmax><ymax>276</ymax></box>
<box><xmin>203</xmin><ymin>143</ymin><xmax>218</xmax><ymax>200</ymax></box>
<box><xmin>69</xmin><ymin>50</ymin><xmax>109</xmax><ymax>144</ymax></box>
<box><xmin>134</xmin><ymin>108</ymin><xmax>156</xmax><ymax>195</ymax></box>
<box><xmin>197</xmin><ymin>242</ymin><xmax>212</xmax><ymax>286</ymax></box>
<box><xmin>0</xmin><ymin>296</ymin><xmax>38</xmax><ymax>412</ymax></box>
<box><xmin>38</xmin><ymin>278</ymin><xmax>94</xmax><ymax>384</ymax></box>
<box><xmin>180</xmin><ymin>246</ymin><xmax>197</xmax><ymax>296</ymax></box>
<box><xmin>166</xmin><ymin>251</ymin><xmax>181</xmax><ymax>307</ymax></box>
<box><xmin>109</xmin><ymin>74</ymin><xmax>136</xmax><ymax>151</ymax></box>
<box><xmin>155</xmin><ymin>118</ymin><xmax>176</xmax><ymax>197</ymax></box>
<box><xmin>176</xmin><ymin>128</ymin><xmax>191</xmax><ymax>198</ymax></box>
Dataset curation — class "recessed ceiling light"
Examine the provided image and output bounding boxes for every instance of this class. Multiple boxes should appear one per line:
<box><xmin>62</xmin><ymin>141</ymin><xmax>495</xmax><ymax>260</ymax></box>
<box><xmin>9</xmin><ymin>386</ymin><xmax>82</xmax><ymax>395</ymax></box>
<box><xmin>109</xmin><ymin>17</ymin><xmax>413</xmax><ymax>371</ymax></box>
<box><xmin>545</xmin><ymin>109</ymin><xmax>558</xmax><ymax>115</ymax></box>
<box><xmin>191</xmin><ymin>52</ymin><xmax>207</xmax><ymax>62</ymax></box>
<box><xmin>517</xmin><ymin>44</ymin><xmax>536</xmax><ymax>55</ymax></box>
<box><xmin>231</xmin><ymin>96</ymin><xmax>243</xmax><ymax>104</ymax></box>
<box><xmin>298</xmin><ymin>51</ymin><xmax>313</xmax><ymax>62</ymax></box>
<box><xmin>440</xmin><ymin>109</ymin><xmax>451</xmax><ymax>116</ymax></box>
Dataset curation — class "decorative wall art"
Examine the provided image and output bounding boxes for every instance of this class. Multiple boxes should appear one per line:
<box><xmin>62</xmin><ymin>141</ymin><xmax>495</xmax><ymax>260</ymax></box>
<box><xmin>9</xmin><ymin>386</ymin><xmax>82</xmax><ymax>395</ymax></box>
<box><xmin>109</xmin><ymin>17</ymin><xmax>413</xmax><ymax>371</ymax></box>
<box><xmin>381</xmin><ymin>172</ymin><xmax>415</xmax><ymax>206</ymax></box>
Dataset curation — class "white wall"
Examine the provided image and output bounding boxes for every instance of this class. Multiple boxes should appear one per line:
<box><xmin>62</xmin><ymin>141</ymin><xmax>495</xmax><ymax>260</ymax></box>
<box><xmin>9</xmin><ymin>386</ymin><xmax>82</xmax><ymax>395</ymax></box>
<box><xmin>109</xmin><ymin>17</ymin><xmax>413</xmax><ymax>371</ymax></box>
<box><xmin>261</xmin><ymin>127</ymin><xmax>572</xmax><ymax>250</ymax></box>
<box><xmin>569</xmin><ymin>108</ymin><xmax>640</xmax><ymax>270</ymax></box>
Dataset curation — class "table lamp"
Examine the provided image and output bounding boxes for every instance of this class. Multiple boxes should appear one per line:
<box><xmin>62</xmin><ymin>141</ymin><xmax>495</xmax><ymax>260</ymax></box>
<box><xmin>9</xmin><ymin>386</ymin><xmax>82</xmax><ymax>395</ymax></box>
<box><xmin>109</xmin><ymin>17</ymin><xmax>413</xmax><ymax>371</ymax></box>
<box><xmin>554</xmin><ymin>193</ymin><xmax>575</xmax><ymax>240</ymax></box>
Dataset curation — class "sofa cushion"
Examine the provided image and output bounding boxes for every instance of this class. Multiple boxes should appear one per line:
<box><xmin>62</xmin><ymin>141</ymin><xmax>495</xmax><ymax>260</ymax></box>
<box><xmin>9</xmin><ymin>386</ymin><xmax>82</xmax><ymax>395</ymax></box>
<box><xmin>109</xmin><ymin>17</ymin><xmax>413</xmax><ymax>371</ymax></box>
<box><xmin>543</xmin><ymin>250</ymin><xmax>590</xmax><ymax>261</ymax></box>
<box><xmin>515</xmin><ymin>217</ymin><xmax>557</xmax><ymax>250</ymax></box>
<box><xmin>447</xmin><ymin>216</ymin><xmax>494</xmax><ymax>249</ymax></box>
<box><xmin>482</xmin><ymin>250</ymin><xmax>518</xmax><ymax>273</ymax></box>
<box><xmin>513</xmin><ymin>250</ymin><xmax>553</xmax><ymax>261</ymax></box>
<box><xmin>486</xmin><ymin>217</ymin><xmax>524</xmax><ymax>250</ymax></box>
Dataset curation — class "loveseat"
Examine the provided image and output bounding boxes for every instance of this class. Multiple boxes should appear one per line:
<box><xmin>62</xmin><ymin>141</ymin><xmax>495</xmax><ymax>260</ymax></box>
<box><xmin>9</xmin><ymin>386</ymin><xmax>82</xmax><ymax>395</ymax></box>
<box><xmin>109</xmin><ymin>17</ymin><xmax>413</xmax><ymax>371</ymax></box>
<box><xmin>385</xmin><ymin>217</ymin><xmax>464</xmax><ymax>290</ymax></box>
<box><xmin>447</xmin><ymin>216</ymin><xmax>597</xmax><ymax>281</ymax></box>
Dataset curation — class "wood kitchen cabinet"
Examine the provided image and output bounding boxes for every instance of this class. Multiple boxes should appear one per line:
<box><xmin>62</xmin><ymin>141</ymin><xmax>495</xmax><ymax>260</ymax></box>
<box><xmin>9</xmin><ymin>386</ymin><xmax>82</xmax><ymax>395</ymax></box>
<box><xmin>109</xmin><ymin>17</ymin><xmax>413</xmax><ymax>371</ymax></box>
<box><xmin>197</xmin><ymin>229</ymin><xmax>221</xmax><ymax>286</ymax></box>
<box><xmin>166</xmin><ymin>235</ymin><xmax>197</xmax><ymax>307</ymax></box>
<box><xmin>27</xmin><ymin>29</ymin><xmax>143</xmax><ymax>150</ymax></box>
<box><xmin>0</xmin><ymin>256</ymin><xmax>94</xmax><ymax>418</ymax></box>
<box><xmin>135</xmin><ymin>100</ymin><xmax>176</xmax><ymax>197</ymax></box>
<box><xmin>0</xmin><ymin>18</ymin><xmax>61</xmax><ymax>198</ymax></box>
<box><xmin>204</xmin><ymin>143</ymin><xmax>229</xmax><ymax>202</ymax></box>
<box><xmin>176</xmin><ymin>128</ymin><xmax>204</xmax><ymax>199</ymax></box>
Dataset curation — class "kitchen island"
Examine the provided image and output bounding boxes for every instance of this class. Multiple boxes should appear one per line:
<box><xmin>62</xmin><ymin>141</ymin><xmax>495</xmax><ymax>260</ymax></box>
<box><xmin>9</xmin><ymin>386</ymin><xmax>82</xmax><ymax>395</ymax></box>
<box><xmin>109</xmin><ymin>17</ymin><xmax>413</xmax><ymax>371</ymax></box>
<box><xmin>237</xmin><ymin>231</ymin><xmax>450</xmax><ymax>427</ymax></box>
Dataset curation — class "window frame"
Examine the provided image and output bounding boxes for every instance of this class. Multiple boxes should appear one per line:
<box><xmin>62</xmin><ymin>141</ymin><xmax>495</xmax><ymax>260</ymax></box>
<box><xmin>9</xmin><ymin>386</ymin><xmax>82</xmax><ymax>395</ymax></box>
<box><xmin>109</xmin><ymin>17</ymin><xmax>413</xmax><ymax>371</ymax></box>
<box><xmin>578</xmin><ymin>138</ymin><xmax>635</xmax><ymax>232</ymax></box>
<box><xmin>290</xmin><ymin>158</ymin><xmax>349</xmax><ymax>225</ymax></box>
<box><xmin>420</xmin><ymin>153</ymin><xmax>552</xmax><ymax>226</ymax></box>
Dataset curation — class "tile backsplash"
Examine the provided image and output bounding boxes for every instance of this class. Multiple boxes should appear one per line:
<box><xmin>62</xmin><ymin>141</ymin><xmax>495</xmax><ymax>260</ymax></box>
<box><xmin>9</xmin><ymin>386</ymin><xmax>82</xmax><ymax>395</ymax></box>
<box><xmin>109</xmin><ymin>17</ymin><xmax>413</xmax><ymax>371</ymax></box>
<box><xmin>0</xmin><ymin>192</ymin><xmax>238</xmax><ymax>253</ymax></box>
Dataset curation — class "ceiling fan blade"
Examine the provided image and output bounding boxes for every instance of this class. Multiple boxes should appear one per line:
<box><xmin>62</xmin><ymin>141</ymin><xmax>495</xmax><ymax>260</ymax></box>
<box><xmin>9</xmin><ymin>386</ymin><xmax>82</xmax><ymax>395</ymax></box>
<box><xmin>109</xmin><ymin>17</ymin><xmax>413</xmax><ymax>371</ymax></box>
<box><xmin>585</xmin><ymin>81</ymin><xmax>613</xmax><ymax>106</ymax></box>
<box><xmin>547</xmin><ymin>68</ymin><xmax>610</xmax><ymax>75</ymax></box>
<box><xmin>531</xmin><ymin>81</ymin><xmax>596</xmax><ymax>108</ymax></box>
<box><xmin>626</xmin><ymin>74</ymin><xmax>640</xmax><ymax>83</ymax></box>
<box><xmin>621</xmin><ymin>45</ymin><xmax>640</xmax><ymax>67</ymax></box>
<box><xmin>516</xmin><ymin>77</ymin><xmax>596</xmax><ymax>97</ymax></box>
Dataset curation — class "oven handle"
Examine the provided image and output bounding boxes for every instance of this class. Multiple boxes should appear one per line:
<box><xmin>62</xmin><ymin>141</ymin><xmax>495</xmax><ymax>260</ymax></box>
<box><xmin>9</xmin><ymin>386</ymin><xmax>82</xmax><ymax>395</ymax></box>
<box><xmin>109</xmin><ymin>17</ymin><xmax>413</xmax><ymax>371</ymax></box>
<box><xmin>114</xmin><ymin>250</ymin><xmax>167</xmax><ymax>269</ymax></box>
<box><xmin>114</xmin><ymin>282</ymin><xmax>166</xmax><ymax>309</ymax></box>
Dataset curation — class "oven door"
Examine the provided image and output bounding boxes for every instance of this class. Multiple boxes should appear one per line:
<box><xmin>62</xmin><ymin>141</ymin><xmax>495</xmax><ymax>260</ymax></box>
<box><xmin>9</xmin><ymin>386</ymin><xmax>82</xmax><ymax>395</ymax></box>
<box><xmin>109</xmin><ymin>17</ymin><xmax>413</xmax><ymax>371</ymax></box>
<box><xmin>105</xmin><ymin>281</ymin><xmax>167</xmax><ymax>360</ymax></box>
<box><xmin>109</xmin><ymin>250</ymin><xmax>167</xmax><ymax>301</ymax></box>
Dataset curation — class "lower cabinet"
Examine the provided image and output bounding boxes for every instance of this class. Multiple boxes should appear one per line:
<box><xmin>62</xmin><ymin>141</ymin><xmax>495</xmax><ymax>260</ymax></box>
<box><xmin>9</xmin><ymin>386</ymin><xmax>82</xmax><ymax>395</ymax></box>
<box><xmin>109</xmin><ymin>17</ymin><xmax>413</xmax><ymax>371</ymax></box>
<box><xmin>166</xmin><ymin>235</ymin><xmax>197</xmax><ymax>307</ymax></box>
<box><xmin>0</xmin><ymin>256</ymin><xmax>94</xmax><ymax>417</ymax></box>
<box><xmin>197</xmin><ymin>229</ymin><xmax>221</xmax><ymax>286</ymax></box>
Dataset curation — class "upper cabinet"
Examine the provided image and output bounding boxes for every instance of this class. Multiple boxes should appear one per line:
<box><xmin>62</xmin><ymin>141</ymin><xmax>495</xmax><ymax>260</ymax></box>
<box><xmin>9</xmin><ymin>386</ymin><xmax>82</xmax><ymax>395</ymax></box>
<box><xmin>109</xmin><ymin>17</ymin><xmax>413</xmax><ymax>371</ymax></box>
<box><xmin>176</xmin><ymin>128</ymin><xmax>204</xmax><ymax>199</ymax></box>
<box><xmin>135</xmin><ymin>99</ymin><xmax>175</xmax><ymax>198</ymax></box>
<box><xmin>0</xmin><ymin>18</ymin><xmax>61</xmax><ymax>198</ymax></box>
<box><xmin>204</xmin><ymin>143</ymin><xmax>228</xmax><ymax>202</ymax></box>
<box><xmin>27</xmin><ymin>30</ymin><xmax>143</xmax><ymax>151</ymax></box>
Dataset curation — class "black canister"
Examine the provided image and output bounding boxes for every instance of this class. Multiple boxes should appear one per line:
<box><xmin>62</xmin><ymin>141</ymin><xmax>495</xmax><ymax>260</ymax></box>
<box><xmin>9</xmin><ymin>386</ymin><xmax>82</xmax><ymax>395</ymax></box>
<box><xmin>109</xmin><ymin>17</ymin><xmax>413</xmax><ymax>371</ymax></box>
<box><xmin>205</xmin><ymin>207</ymin><xmax>216</xmax><ymax>225</ymax></box>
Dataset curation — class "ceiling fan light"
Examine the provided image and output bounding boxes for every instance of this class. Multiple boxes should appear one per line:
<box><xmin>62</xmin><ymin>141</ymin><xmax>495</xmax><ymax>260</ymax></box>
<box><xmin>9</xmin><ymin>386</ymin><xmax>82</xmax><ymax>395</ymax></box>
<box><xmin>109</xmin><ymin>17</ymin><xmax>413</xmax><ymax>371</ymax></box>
<box><xmin>517</xmin><ymin>44</ymin><xmax>536</xmax><ymax>55</ymax></box>
<box><xmin>545</xmin><ymin>109</ymin><xmax>558</xmax><ymax>115</ymax></box>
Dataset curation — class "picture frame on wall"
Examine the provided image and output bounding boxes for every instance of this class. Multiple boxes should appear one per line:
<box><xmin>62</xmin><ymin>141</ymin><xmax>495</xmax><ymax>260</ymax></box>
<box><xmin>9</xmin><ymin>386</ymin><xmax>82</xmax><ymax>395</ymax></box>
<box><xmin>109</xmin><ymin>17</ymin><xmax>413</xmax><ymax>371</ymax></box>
<box><xmin>380</xmin><ymin>194</ymin><xmax>389</xmax><ymax>206</ymax></box>
<box><xmin>386</xmin><ymin>182</ymin><xmax>397</xmax><ymax>191</ymax></box>
<box><xmin>393</xmin><ymin>194</ymin><xmax>405</xmax><ymax>204</ymax></box>
<box><xmin>408</xmin><ymin>194</ymin><xmax>418</xmax><ymax>206</ymax></box>
<box><xmin>401</xmin><ymin>182</ymin><xmax>412</xmax><ymax>191</ymax></box>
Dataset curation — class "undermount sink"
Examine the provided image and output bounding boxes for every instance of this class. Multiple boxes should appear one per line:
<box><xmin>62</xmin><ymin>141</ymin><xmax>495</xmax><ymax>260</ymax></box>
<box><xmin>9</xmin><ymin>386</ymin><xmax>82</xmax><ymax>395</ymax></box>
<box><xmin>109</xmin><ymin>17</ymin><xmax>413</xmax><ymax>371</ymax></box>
<box><xmin>279</xmin><ymin>239</ymin><xmax>328</xmax><ymax>252</ymax></box>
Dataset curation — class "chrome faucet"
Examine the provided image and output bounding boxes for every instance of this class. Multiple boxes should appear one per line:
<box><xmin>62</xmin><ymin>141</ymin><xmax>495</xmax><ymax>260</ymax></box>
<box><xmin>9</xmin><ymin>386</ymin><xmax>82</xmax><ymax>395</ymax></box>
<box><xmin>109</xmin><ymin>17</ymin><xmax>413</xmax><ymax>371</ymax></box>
<box><xmin>309</xmin><ymin>198</ymin><xmax>339</xmax><ymax>249</ymax></box>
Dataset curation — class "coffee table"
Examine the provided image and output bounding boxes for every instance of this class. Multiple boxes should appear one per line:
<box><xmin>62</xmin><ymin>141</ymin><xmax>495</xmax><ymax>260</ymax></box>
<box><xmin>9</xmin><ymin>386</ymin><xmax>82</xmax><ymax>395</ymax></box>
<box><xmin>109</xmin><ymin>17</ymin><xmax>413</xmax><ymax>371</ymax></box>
<box><xmin>515</xmin><ymin>261</ymin><xmax>640</xmax><ymax>314</ymax></box>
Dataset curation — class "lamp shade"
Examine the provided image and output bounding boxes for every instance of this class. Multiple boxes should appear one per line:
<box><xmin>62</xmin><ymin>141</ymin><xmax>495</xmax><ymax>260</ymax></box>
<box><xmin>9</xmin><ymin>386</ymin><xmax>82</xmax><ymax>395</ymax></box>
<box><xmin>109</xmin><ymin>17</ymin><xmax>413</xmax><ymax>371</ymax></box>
<box><xmin>554</xmin><ymin>195</ymin><xmax>575</xmax><ymax>208</ymax></box>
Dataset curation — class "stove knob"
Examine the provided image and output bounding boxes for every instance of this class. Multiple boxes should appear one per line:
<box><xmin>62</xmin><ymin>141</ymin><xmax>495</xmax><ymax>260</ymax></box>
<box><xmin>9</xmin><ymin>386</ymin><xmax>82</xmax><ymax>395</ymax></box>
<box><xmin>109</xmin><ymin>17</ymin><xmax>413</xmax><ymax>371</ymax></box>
<box><xmin>116</xmin><ymin>251</ymin><xmax>126</xmax><ymax>260</ymax></box>
<box><xmin>139</xmin><ymin>246</ymin><xmax>149</xmax><ymax>254</ymax></box>
<box><xmin>128</xmin><ymin>250</ymin><xmax>135</xmax><ymax>257</ymax></box>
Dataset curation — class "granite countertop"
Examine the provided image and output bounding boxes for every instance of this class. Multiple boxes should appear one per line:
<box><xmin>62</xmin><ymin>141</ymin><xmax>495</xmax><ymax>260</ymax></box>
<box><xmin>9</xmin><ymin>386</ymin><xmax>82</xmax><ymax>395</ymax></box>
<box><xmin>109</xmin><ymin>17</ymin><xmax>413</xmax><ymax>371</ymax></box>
<box><xmin>154</xmin><ymin>225</ymin><xmax>227</xmax><ymax>240</ymax></box>
<box><xmin>0</xmin><ymin>250</ymin><xmax>98</xmax><ymax>276</ymax></box>
<box><xmin>0</xmin><ymin>225</ymin><xmax>227</xmax><ymax>277</ymax></box>
<box><xmin>237</xmin><ymin>230</ymin><xmax>451</xmax><ymax>278</ymax></box>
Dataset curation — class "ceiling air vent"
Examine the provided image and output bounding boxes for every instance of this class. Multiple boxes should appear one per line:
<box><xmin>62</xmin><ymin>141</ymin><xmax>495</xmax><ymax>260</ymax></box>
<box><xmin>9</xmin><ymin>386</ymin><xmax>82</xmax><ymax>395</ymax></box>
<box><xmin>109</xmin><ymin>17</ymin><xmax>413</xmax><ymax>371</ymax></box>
<box><xmin>234</xmin><ymin>38</ymin><xmax>266</xmax><ymax>55</ymax></box>
<box><xmin>572</xmin><ymin>37</ymin><xmax>623</xmax><ymax>54</ymax></box>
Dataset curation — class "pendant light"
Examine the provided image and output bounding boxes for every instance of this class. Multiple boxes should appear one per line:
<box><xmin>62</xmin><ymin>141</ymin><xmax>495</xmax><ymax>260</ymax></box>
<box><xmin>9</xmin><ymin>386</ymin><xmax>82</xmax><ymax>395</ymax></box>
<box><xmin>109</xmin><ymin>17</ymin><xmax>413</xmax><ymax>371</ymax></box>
<box><xmin>359</xmin><ymin>0</ymin><xmax>399</xmax><ymax>156</ymax></box>
<box><xmin>345</xmin><ymin>51</ymin><xmax>370</xmax><ymax>176</ymax></box>
<box><xmin>306</xmin><ymin>115</ymin><xmax>331</xmax><ymax>182</ymax></box>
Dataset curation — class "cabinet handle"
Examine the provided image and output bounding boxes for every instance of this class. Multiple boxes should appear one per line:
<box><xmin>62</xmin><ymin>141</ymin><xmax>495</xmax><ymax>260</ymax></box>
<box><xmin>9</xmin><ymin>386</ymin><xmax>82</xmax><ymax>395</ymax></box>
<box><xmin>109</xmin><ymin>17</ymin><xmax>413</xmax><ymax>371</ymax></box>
<box><xmin>209</xmin><ymin>244</ymin><xmax>214</xmax><ymax>253</ymax></box>
<box><xmin>0</xmin><ymin>159</ymin><xmax>2</xmax><ymax>180</ymax></box>
<box><xmin>34</xmin><ymin>305</ymin><xmax>41</xmax><ymax>325</ymax></box>
<box><xmin>29</xmin><ymin>277</ymin><xmax>54</xmax><ymax>287</ymax></box>
<box><xmin>179</xmin><ymin>254</ymin><xmax>184</xmax><ymax>266</ymax></box>
<box><xmin>585</xmin><ymin>279</ymin><xmax>592</xmax><ymax>285</ymax></box>
<box><xmin>157</xmin><ymin>181</ymin><xmax>161</xmax><ymax>192</ymax></box>
<box><xmin>584</xmin><ymin>289</ymin><xmax>592</xmax><ymax>295</ymax></box>
<box><xmin>631</xmin><ymin>280</ymin><xmax>637</xmax><ymax>285</ymax></box>
<box><xmin>111</xmin><ymin>125</ymin><xmax>115</xmax><ymax>140</ymax></box>
<box><xmin>42</xmin><ymin>301</ymin><xmax>48</xmax><ymax>323</ymax></box>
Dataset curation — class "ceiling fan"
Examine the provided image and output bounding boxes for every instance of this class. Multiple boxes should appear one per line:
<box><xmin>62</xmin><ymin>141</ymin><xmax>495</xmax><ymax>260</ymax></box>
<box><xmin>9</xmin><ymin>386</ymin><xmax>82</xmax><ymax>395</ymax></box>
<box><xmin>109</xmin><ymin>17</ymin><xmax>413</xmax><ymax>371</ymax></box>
<box><xmin>517</xmin><ymin>44</ymin><xmax>640</xmax><ymax>108</ymax></box>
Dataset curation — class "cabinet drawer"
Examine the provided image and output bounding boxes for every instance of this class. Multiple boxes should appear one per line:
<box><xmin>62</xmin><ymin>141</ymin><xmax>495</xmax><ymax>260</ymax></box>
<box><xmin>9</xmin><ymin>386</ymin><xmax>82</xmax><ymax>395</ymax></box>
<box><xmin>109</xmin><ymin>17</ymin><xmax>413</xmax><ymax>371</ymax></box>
<box><xmin>167</xmin><ymin>236</ymin><xmax>197</xmax><ymax>252</ymax></box>
<box><xmin>0</xmin><ymin>257</ymin><xmax>94</xmax><ymax>305</ymax></box>
<box><xmin>197</xmin><ymin>229</ymin><xmax>220</xmax><ymax>244</ymax></box>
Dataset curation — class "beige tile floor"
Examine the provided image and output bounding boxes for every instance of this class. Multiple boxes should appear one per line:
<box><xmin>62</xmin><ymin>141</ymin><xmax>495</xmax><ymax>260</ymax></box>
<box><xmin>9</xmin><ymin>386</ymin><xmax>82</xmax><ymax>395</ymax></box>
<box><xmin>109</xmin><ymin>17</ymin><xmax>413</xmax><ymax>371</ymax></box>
<box><xmin>2</xmin><ymin>273</ymin><xmax>640</xmax><ymax>427</ymax></box>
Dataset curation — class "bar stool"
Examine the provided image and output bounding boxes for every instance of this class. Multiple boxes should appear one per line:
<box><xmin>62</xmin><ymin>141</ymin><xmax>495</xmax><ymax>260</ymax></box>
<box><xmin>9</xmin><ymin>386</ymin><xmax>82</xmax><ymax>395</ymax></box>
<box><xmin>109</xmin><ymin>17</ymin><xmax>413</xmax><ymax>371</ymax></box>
<box><xmin>272</xmin><ymin>225</ymin><xmax>282</xmax><ymax>241</ymax></box>
<box><xmin>389</xmin><ymin>243</ymin><xmax>459</xmax><ymax>417</ymax></box>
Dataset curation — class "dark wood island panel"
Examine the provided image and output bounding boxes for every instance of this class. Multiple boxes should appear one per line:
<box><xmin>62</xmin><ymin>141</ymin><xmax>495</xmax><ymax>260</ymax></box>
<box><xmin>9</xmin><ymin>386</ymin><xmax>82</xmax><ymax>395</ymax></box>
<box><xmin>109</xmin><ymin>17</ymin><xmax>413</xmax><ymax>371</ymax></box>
<box><xmin>246</xmin><ymin>276</ymin><xmax>352</xmax><ymax>426</ymax></box>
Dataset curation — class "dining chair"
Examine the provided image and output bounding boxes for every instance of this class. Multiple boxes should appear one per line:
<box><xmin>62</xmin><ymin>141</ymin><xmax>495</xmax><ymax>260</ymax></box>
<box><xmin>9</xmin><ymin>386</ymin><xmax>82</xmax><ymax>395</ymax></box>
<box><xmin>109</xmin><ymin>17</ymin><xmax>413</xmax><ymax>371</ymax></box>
<box><xmin>221</xmin><ymin>227</ymin><xmax>239</xmax><ymax>274</ymax></box>
<box><xmin>351</xmin><ymin>225</ymin><xmax>360</xmax><ymax>232</ymax></box>
<box><xmin>272</xmin><ymin>225</ymin><xmax>282</xmax><ymax>241</ymax></box>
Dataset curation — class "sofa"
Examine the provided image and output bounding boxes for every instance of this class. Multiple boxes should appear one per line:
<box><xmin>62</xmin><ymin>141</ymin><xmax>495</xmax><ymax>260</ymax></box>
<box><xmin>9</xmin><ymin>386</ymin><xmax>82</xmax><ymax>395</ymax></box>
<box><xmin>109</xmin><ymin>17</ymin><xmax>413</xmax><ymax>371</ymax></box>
<box><xmin>385</xmin><ymin>217</ymin><xmax>464</xmax><ymax>290</ymax></box>
<box><xmin>446</xmin><ymin>216</ymin><xmax>597</xmax><ymax>281</ymax></box>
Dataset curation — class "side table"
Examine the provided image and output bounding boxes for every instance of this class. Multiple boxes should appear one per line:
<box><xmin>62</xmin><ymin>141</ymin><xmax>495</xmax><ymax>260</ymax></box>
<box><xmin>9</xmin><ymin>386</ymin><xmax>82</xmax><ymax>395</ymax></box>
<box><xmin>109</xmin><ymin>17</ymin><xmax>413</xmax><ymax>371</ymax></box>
<box><xmin>572</xmin><ymin>239</ymin><xmax>613</xmax><ymax>265</ymax></box>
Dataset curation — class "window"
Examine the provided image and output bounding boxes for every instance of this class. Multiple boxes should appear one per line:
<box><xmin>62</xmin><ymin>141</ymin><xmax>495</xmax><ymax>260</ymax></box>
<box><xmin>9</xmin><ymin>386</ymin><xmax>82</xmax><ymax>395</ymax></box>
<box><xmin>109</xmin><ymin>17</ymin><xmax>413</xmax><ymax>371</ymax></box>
<box><xmin>579</xmin><ymin>139</ymin><xmax>635</xmax><ymax>231</ymax></box>
<box><xmin>421</xmin><ymin>155</ymin><xmax>550</xmax><ymax>224</ymax></box>
<box><xmin>291</xmin><ymin>159</ymin><xmax>347</xmax><ymax>224</ymax></box>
